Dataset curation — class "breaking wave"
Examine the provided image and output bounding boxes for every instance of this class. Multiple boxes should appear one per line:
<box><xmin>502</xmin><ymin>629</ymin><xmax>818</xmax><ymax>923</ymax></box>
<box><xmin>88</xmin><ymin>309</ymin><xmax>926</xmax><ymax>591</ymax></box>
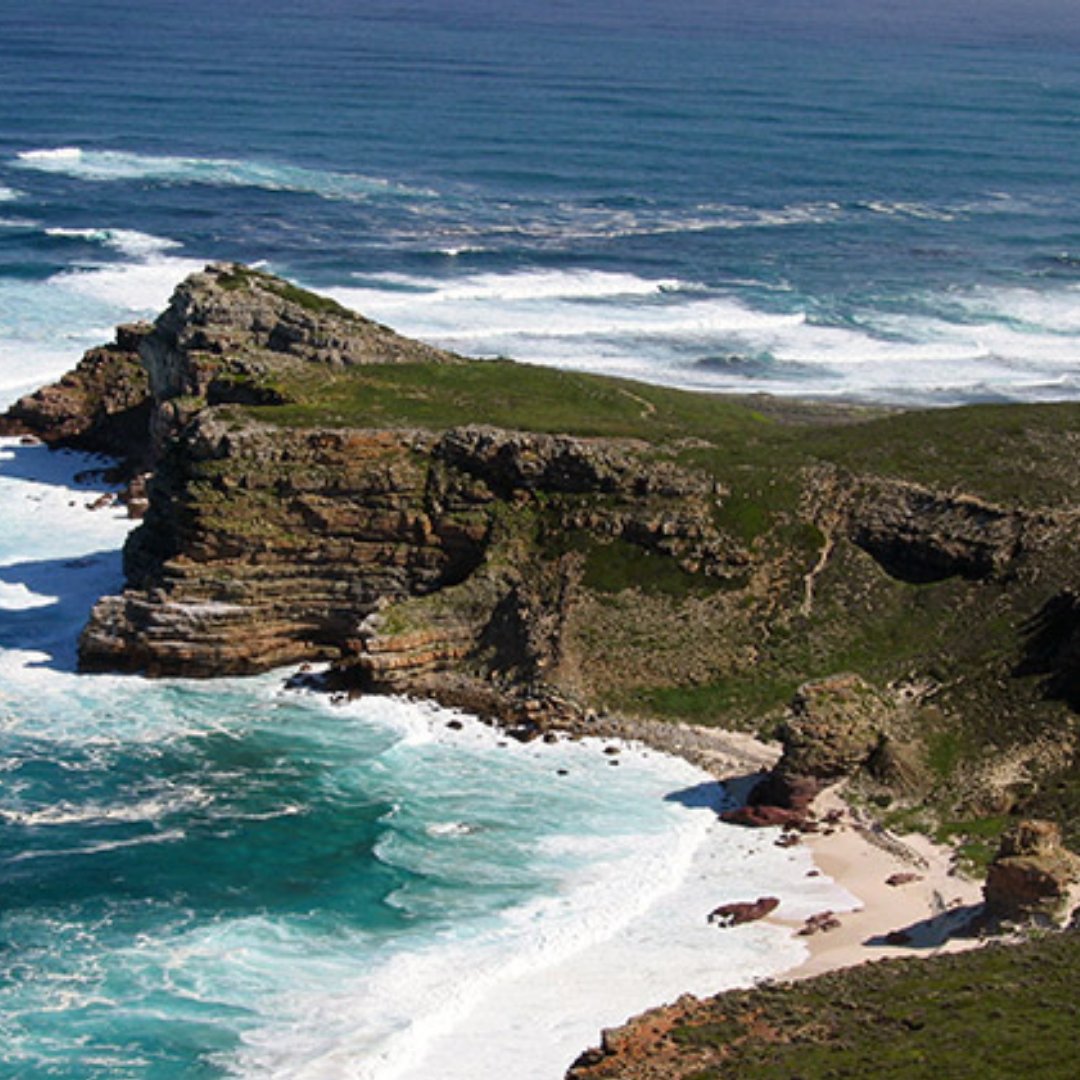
<box><xmin>15</xmin><ymin>147</ymin><xmax>434</xmax><ymax>202</ymax></box>
<box><xmin>324</xmin><ymin>267</ymin><xmax>1080</xmax><ymax>405</ymax></box>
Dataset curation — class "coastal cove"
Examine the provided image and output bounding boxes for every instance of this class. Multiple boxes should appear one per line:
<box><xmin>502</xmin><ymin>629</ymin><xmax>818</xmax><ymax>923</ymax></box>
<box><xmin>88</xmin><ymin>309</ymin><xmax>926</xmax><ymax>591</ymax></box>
<box><xmin>0</xmin><ymin>435</ymin><xmax>858</xmax><ymax>1078</ymax></box>
<box><xmin>2</xmin><ymin>263</ymin><xmax>1078</xmax><ymax>1076</ymax></box>
<box><xmin>0</xmin><ymin>438</ymin><xmax>991</xmax><ymax>1080</ymax></box>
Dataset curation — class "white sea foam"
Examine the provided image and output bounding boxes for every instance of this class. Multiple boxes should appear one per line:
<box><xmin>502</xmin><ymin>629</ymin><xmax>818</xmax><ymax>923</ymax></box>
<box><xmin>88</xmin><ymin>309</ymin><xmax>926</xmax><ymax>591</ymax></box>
<box><xmin>0</xmin><ymin>186</ymin><xmax>22</xmax><ymax>202</ymax></box>
<box><xmin>15</xmin><ymin>147</ymin><xmax>432</xmax><ymax>202</ymax></box>
<box><xmin>0</xmin><ymin>224</ymin><xmax>201</xmax><ymax>404</ymax></box>
<box><xmin>325</xmin><ymin>267</ymin><xmax>1080</xmax><ymax>405</ymax></box>
<box><xmin>861</xmin><ymin>199</ymin><xmax>957</xmax><ymax>222</ymax></box>
<box><xmin>401</xmin><ymin>199</ymin><xmax>846</xmax><ymax>253</ymax></box>
<box><xmin>50</xmin><ymin>248</ymin><xmax>204</xmax><ymax>314</ymax></box>
<box><xmin>45</xmin><ymin>226</ymin><xmax>183</xmax><ymax>259</ymax></box>
<box><xmin>5</xmin><ymin>828</ymin><xmax>187</xmax><ymax>862</ymax></box>
<box><xmin>0</xmin><ymin>789</ymin><xmax>212</xmax><ymax>828</ymax></box>
<box><xmin>0</xmin><ymin>438</ymin><xmax>135</xmax><ymax>668</ymax></box>
<box><xmin>225</xmin><ymin>747</ymin><xmax>856</xmax><ymax>1080</ymax></box>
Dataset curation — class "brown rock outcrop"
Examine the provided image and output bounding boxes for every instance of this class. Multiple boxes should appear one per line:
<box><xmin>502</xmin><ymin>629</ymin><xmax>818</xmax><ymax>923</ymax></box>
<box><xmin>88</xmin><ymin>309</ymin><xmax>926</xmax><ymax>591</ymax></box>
<box><xmin>733</xmin><ymin>674</ymin><xmax>889</xmax><ymax>822</ymax></box>
<box><xmin>139</xmin><ymin>262</ymin><xmax>460</xmax><ymax>404</ymax></box>
<box><xmin>804</xmin><ymin>465</ymin><xmax>1030</xmax><ymax>584</ymax></box>
<box><xmin>847</xmin><ymin>479</ymin><xmax>1025</xmax><ymax>583</ymax></box>
<box><xmin>78</xmin><ymin>420</ymin><xmax>492</xmax><ymax>675</ymax></box>
<box><xmin>982</xmin><ymin>819</ymin><xmax>1080</xmax><ymax>925</ymax></box>
<box><xmin>0</xmin><ymin>323</ymin><xmax>153</xmax><ymax>462</ymax></box>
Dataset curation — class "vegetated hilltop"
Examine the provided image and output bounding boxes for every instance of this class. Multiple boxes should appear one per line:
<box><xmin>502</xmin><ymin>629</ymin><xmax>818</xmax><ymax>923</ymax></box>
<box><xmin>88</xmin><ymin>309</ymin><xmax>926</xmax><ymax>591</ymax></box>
<box><xmin>5</xmin><ymin>262</ymin><xmax>1079</xmax><ymax>855</ymax></box>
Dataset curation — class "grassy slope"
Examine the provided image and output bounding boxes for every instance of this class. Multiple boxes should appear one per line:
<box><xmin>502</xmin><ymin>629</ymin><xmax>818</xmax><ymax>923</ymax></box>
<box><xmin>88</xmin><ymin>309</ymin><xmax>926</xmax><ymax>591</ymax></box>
<box><xmin>650</xmin><ymin>931</ymin><xmax>1080</xmax><ymax>1080</ymax></box>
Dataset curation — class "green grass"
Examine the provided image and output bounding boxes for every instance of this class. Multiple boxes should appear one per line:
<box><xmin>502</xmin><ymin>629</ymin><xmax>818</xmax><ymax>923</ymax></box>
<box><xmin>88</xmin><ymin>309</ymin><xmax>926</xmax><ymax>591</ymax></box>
<box><xmin>655</xmin><ymin>933</ymin><xmax>1080</xmax><ymax>1079</ymax></box>
<box><xmin>251</xmin><ymin>359</ymin><xmax>778</xmax><ymax>443</ymax></box>
<box><xmin>579</xmin><ymin>536</ymin><xmax>729</xmax><ymax>599</ymax></box>
<box><xmin>934</xmin><ymin>815</ymin><xmax>1012</xmax><ymax>873</ymax></box>
<box><xmin>216</xmin><ymin>264</ymin><xmax>358</xmax><ymax>318</ymax></box>
<box><xmin>804</xmin><ymin>401</ymin><xmax>1080</xmax><ymax>507</ymax></box>
<box><xmin>631</xmin><ymin>677</ymin><xmax>799</xmax><ymax>726</ymax></box>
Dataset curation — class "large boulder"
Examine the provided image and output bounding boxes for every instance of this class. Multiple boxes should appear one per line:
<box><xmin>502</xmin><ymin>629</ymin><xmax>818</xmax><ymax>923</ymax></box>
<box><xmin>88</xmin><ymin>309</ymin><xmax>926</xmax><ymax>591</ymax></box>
<box><xmin>983</xmin><ymin>819</ymin><xmax>1080</xmax><ymax>925</ymax></box>
<box><xmin>748</xmin><ymin>674</ymin><xmax>888</xmax><ymax>814</ymax></box>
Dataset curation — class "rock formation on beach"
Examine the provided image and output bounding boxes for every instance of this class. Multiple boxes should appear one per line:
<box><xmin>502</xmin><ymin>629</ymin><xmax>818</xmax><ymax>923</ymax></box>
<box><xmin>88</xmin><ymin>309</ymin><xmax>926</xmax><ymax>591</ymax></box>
<box><xmin>982</xmin><ymin>818</ymin><xmax>1080</xmax><ymax>925</ymax></box>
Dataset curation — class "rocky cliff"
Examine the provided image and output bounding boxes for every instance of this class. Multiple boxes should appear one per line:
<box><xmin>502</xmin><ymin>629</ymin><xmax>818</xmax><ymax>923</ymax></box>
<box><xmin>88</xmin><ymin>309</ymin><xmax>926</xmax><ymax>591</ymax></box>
<box><xmin>6</xmin><ymin>264</ymin><xmax>1080</xmax><ymax>847</ymax></box>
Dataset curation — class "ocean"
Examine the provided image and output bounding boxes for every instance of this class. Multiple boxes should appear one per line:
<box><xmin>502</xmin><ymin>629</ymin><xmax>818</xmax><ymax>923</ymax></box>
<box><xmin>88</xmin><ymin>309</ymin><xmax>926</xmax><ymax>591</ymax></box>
<box><xmin>0</xmin><ymin>1</ymin><xmax>1076</xmax><ymax>1076</ymax></box>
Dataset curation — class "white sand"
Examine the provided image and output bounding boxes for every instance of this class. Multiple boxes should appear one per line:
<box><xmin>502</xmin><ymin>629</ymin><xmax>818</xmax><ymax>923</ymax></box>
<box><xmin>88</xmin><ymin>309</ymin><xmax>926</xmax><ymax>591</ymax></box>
<box><xmin>772</xmin><ymin>787</ymin><xmax>986</xmax><ymax>980</ymax></box>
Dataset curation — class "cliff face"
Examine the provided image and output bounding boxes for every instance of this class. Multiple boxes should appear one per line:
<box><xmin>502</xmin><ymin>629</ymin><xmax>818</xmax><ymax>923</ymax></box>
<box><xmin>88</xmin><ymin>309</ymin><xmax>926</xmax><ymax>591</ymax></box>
<box><xmin>8</xmin><ymin>264</ymin><xmax>1080</xmax><ymax>843</ymax></box>
<box><xmin>79</xmin><ymin>420</ymin><xmax>487</xmax><ymax>674</ymax></box>
<box><xmin>77</xmin><ymin>412</ymin><xmax>732</xmax><ymax>685</ymax></box>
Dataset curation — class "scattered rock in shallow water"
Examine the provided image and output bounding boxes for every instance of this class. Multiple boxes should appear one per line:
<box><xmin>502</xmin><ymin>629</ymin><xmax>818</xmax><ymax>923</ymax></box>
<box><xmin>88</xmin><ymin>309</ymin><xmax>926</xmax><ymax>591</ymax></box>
<box><xmin>446</xmin><ymin>719</ymin><xmax>464</xmax><ymax>730</ymax></box>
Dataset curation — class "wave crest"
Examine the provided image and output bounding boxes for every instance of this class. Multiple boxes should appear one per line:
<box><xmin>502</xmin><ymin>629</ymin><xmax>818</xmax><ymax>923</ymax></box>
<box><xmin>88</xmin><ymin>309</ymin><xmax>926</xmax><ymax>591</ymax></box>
<box><xmin>15</xmin><ymin>147</ymin><xmax>433</xmax><ymax>202</ymax></box>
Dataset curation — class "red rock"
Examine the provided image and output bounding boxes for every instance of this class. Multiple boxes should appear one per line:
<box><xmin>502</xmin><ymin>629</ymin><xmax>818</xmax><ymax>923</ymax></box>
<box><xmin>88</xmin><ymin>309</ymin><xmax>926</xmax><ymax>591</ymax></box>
<box><xmin>708</xmin><ymin>896</ymin><xmax>780</xmax><ymax>927</ymax></box>
<box><xmin>798</xmin><ymin>910</ymin><xmax>841</xmax><ymax>935</ymax></box>
<box><xmin>720</xmin><ymin>805</ymin><xmax>811</xmax><ymax>830</ymax></box>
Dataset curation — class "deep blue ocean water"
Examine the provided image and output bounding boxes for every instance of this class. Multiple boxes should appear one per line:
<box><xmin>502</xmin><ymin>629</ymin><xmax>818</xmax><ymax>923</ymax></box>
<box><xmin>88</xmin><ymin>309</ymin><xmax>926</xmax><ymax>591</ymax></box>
<box><xmin>1</xmin><ymin>0</ymin><xmax>1079</xmax><ymax>403</ymax></box>
<box><xmin>0</xmin><ymin>2</ymin><xmax>1077</xmax><ymax>1076</ymax></box>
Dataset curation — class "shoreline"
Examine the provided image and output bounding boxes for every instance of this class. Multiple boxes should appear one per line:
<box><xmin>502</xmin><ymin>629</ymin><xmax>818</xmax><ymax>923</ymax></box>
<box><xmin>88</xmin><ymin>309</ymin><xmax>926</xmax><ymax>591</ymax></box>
<box><xmin>591</xmin><ymin>720</ymin><xmax>990</xmax><ymax>983</ymax></box>
<box><xmin>769</xmin><ymin>787</ymin><xmax>985</xmax><ymax>981</ymax></box>
<box><xmin>409</xmin><ymin>691</ymin><xmax>999</xmax><ymax>1064</ymax></box>
<box><xmin>513</xmin><ymin>707</ymin><xmax>994</xmax><ymax>996</ymax></box>
<box><xmin>391</xmin><ymin>680</ymin><xmax>992</xmax><ymax>990</ymax></box>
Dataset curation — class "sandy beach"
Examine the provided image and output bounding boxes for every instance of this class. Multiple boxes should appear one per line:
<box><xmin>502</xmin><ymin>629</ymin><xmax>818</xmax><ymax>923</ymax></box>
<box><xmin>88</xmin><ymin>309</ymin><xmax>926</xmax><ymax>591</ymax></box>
<box><xmin>772</xmin><ymin>787</ymin><xmax>987</xmax><ymax>981</ymax></box>
<box><xmin>566</xmin><ymin>718</ymin><xmax>992</xmax><ymax>987</ymax></box>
